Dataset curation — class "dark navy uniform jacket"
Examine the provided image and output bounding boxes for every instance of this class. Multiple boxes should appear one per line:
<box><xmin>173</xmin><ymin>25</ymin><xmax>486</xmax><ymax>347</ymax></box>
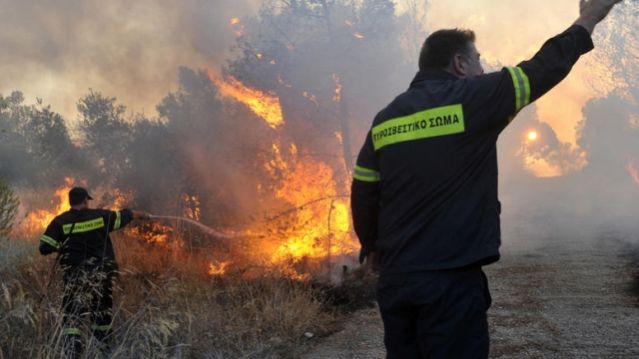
<box><xmin>351</xmin><ymin>25</ymin><xmax>594</xmax><ymax>275</ymax></box>
<box><xmin>39</xmin><ymin>208</ymin><xmax>134</xmax><ymax>267</ymax></box>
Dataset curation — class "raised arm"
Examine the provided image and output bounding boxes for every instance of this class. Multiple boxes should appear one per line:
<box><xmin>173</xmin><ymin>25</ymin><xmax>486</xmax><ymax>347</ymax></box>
<box><xmin>574</xmin><ymin>0</ymin><xmax>623</xmax><ymax>34</ymax></box>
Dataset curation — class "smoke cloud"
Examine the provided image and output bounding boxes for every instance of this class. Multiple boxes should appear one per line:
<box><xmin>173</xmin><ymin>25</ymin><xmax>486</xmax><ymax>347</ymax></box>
<box><xmin>0</xmin><ymin>0</ymin><xmax>260</xmax><ymax>121</ymax></box>
<box><xmin>1</xmin><ymin>0</ymin><xmax>638</xmax><ymax>251</ymax></box>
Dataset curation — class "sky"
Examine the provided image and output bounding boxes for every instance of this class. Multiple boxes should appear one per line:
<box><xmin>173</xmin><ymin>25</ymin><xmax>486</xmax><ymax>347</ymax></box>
<box><xmin>0</xmin><ymin>0</ymin><xmax>629</xmax><ymax>145</ymax></box>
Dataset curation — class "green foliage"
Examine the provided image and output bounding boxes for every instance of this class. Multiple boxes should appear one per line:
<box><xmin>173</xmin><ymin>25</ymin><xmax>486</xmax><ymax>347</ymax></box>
<box><xmin>77</xmin><ymin>90</ymin><xmax>133</xmax><ymax>180</ymax></box>
<box><xmin>0</xmin><ymin>91</ymin><xmax>81</xmax><ymax>187</ymax></box>
<box><xmin>0</xmin><ymin>177</ymin><xmax>19</xmax><ymax>237</ymax></box>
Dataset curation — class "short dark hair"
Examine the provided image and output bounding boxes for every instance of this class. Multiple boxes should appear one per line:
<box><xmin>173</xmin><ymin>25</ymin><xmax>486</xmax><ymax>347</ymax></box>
<box><xmin>418</xmin><ymin>29</ymin><xmax>476</xmax><ymax>71</ymax></box>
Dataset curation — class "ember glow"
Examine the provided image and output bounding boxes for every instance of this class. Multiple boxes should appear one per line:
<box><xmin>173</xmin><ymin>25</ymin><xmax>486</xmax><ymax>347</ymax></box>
<box><xmin>208</xmin><ymin>261</ymin><xmax>230</xmax><ymax>276</ymax></box>
<box><xmin>208</xmin><ymin>70</ymin><xmax>284</xmax><ymax>129</ymax></box>
<box><xmin>353</xmin><ymin>32</ymin><xmax>365</xmax><ymax>40</ymax></box>
<box><xmin>626</xmin><ymin>161</ymin><xmax>639</xmax><ymax>187</ymax></box>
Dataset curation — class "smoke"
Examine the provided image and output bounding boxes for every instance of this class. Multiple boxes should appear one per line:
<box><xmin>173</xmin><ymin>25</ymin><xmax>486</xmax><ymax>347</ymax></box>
<box><xmin>2</xmin><ymin>0</ymin><xmax>639</xmax><ymax>253</ymax></box>
<box><xmin>0</xmin><ymin>0</ymin><xmax>260</xmax><ymax>121</ymax></box>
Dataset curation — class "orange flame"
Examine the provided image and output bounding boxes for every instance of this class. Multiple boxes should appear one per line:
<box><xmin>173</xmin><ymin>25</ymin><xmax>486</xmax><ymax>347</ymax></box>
<box><xmin>182</xmin><ymin>194</ymin><xmax>201</xmax><ymax>221</ymax></box>
<box><xmin>128</xmin><ymin>221</ymin><xmax>173</xmax><ymax>244</ymax></box>
<box><xmin>626</xmin><ymin>161</ymin><xmax>639</xmax><ymax>187</ymax></box>
<box><xmin>208</xmin><ymin>71</ymin><xmax>284</xmax><ymax>129</ymax></box>
<box><xmin>23</xmin><ymin>177</ymin><xmax>74</xmax><ymax>232</ymax></box>
<box><xmin>253</xmin><ymin>146</ymin><xmax>358</xmax><ymax>276</ymax></box>
<box><xmin>208</xmin><ymin>261</ymin><xmax>230</xmax><ymax>276</ymax></box>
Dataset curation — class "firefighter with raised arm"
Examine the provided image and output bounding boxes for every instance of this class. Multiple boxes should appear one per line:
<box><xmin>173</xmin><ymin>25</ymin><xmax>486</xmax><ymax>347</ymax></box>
<box><xmin>350</xmin><ymin>0</ymin><xmax>623</xmax><ymax>357</ymax></box>
<box><xmin>39</xmin><ymin>187</ymin><xmax>150</xmax><ymax>358</ymax></box>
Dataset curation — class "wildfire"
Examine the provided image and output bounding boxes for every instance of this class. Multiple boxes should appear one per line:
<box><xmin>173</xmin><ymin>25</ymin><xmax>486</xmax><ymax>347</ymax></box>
<box><xmin>303</xmin><ymin>91</ymin><xmax>319</xmax><ymax>106</ymax></box>
<box><xmin>208</xmin><ymin>261</ymin><xmax>230</xmax><ymax>276</ymax></box>
<box><xmin>353</xmin><ymin>32</ymin><xmax>365</xmax><ymax>40</ymax></box>
<box><xmin>22</xmin><ymin>177</ymin><xmax>74</xmax><ymax>232</ymax></box>
<box><xmin>260</xmin><ymin>154</ymin><xmax>357</xmax><ymax>273</ymax></box>
<box><xmin>229</xmin><ymin>17</ymin><xmax>244</xmax><ymax>37</ymax></box>
<box><xmin>182</xmin><ymin>194</ymin><xmax>201</xmax><ymax>221</ymax></box>
<box><xmin>128</xmin><ymin>221</ymin><xmax>173</xmax><ymax>244</ymax></box>
<box><xmin>208</xmin><ymin>70</ymin><xmax>284</xmax><ymax>129</ymax></box>
<box><xmin>626</xmin><ymin>161</ymin><xmax>639</xmax><ymax>187</ymax></box>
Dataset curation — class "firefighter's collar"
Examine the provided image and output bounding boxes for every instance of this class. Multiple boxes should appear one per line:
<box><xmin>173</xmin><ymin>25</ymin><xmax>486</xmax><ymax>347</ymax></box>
<box><xmin>410</xmin><ymin>70</ymin><xmax>457</xmax><ymax>87</ymax></box>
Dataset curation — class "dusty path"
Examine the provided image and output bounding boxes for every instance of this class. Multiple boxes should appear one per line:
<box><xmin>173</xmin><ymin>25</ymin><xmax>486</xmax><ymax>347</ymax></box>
<box><xmin>303</xmin><ymin>236</ymin><xmax>639</xmax><ymax>358</ymax></box>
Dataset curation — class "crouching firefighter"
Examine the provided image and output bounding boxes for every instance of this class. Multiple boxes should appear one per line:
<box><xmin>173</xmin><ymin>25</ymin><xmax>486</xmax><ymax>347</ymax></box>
<box><xmin>38</xmin><ymin>187</ymin><xmax>150</xmax><ymax>358</ymax></box>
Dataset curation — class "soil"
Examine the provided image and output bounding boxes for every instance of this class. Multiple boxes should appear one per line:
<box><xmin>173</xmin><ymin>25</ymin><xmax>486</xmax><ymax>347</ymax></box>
<box><xmin>303</xmin><ymin>236</ymin><xmax>639</xmax><ymax>358</ymax></box>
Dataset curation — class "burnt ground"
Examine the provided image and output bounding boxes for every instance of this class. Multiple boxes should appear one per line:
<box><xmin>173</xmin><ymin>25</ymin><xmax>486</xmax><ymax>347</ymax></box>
<box><xmin>303</xmin><ymin>235</ymin><xmax>639</xmax><ymax>358</ymax></box>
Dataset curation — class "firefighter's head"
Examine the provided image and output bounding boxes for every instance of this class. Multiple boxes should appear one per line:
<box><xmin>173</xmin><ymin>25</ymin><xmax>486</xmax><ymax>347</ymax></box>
<box><xmin>69</xmin><ymin>187</ymin><xmax>93</xmax><ymax>209</ymax></box>
<box><xmin>419</xmin><ymin>29</ymin><xmax>484</xmax><ymax>79</ymax></box>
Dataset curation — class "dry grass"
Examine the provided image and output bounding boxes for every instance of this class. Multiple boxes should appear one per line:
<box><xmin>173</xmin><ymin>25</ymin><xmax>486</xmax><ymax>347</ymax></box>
<box><xmin>0</xmin><ymin>235</ymin><xmax>347</xmax><ymax>359</ymax></box>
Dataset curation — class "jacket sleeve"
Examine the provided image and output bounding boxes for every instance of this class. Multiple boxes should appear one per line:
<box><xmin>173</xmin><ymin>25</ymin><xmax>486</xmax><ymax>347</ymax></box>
<box><xmin>106</xmin><ymin>209</ymin><xmax>134</xmax><ymax>232</ymax></box>
<box><xmin>39</xmin><ymin>221</ymin><xmax>63</xmax><ymax>255</ymax></box>
<box><xmin>351</xmin><ymin>131</ymin><xmax>381</xmax><ymax>263</ymax></box>
<box><xmin>468</xmin><ymin>24</ymin><xmax>594</xmax><ymax>131</ymax></box>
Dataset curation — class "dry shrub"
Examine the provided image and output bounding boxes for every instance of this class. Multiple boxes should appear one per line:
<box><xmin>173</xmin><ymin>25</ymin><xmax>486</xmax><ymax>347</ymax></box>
<box><xmin>0</xmin><ymin>235</ymin><xmax>344</xmax><ymax>359</ymax></box>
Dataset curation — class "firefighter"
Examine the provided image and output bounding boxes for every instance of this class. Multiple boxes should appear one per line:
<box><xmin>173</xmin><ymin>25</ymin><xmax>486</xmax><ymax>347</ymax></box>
<box><xmin>39</xmin><ymin>187</ymin><xmax>150</xmax><ymax>358</ymax></box>
<box><xmin>350</xmin><ymin>0</ymin><xmax>622</xmax><ymax>357</ymax></box>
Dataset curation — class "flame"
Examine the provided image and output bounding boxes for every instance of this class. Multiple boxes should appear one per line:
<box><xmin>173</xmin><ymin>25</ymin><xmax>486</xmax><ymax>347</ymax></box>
<box><xmin>353</xmin><ymin>32</ymin><xmax>365</xmax><ymax>40</ymax></box>
<box><xmin>208</xmin><ymin>71</ymin><xmax>284</xmax><ymax>129</ymax></box>
<box><xmin>128</xmin><ymin>221</ymin><xmax>173</xmax><ymax>243</ymax></box>
<box><xmin>22</xmin><ymin>177</ymin><xmax>74</xmax><ymax>232</ymax></box>
<box><xmin>208</xmin><ymin>261</ymin><xmax>230</xmax><ymax>276</ymax></box>
<box><xmin>258</xmin><ymin>151</ymin><xmax>357</xmax><ymax>271</ymax></box>
<box><xmin>303</xmin><ymin>91</ymin><xmax>319</xmax><ymax>106</ymax></box>
<box><xmin>229</xmin><ymin>17</ymin><xmax>244</xmax><ymax>37</ymax></box>
<box><xmin>182</xmin><ymin>194</ymin><xmax>201</xmax><ymax>221</ymax></box>
<box><xmin>626</xmin><ymin>161</ymin><xmax>639</xmax><ymax>187</ymax></box>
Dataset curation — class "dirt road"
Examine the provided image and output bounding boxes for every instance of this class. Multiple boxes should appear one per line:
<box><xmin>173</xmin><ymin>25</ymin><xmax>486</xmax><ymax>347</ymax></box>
<box><xmin>303</xmin><ymin>236</ymin><xmax>639</xmax><ymax>358</ymax></box>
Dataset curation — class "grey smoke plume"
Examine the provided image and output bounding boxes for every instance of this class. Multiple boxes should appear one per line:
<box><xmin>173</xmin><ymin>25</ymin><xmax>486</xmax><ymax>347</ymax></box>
<box><xmin>1</xmin><ymin>0</ymin><xmax>638</xmax><ymax>249</ymax></box>
<box><xmin>0</xmin><ymin>0</ymin><xmax>260</xmax><ymax>121</ymax></box>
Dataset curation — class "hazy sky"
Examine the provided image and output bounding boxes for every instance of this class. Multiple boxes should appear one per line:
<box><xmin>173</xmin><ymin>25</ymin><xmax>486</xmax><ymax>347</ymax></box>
<box><xmin>0</xmin><ymin>0</ymin><xmax>627</xmax><ymax>145</ymax></box>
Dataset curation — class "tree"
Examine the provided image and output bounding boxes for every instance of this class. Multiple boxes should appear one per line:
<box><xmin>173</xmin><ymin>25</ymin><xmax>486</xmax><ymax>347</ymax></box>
<box><xmin>226</xmin><ymin>0</ymin><xmax>419</xmax><ymax>187</ymax></box>
<box><xmin>0</xmin><ymin>91</ymin><xmax>80</xmax><ymax>187</ymax></box>
<box><xmin>77</xmin><ymin>90</ymin><xmax>133</xmax><ymax>182</ymax></box>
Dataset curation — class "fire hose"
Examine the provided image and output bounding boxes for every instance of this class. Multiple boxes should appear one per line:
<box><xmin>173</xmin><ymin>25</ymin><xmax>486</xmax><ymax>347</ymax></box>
<box><xmin>148</xmin><ymin>215</ymin><xmax>259</xmax><ymax>239</ymax></box>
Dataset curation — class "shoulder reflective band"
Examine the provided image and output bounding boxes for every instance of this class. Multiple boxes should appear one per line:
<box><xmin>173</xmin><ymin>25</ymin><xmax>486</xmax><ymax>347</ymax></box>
<box><xmin>113</xmin><ymin>211</ymin><xmax>122</xmax><ymax>230</ymax></box>
<box><xmin>371</xmin><ymin>104</ymin><xmax>465</xmax><ymax>151</ymax></box>
<box><xmin>63</xmin><ymin>327</ymin><xmax>81</xmax><ymax>336</ymax></box>
<box><xmin>63</xmin><ymin>217</ymin><xmax>105</xmax><ymax>234</ymax></box>
<box><xmin>40</xmin><ymin>235</ymin><xmax>59</xmax><ymax>249</ymax></box>
<box><xmin>506</xmin><ymin>66</ymin><xmax>531</xmax><ymax>112</ymax></box>
<box><xmin>91</xmin><ymin>324</ymin><xmax>112</xmax><ymax>332</ymax></box>
<box><xmin>353</xmin><ymin>165</ymin><xmax>381</xmax><ymax>183</ymax></box>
